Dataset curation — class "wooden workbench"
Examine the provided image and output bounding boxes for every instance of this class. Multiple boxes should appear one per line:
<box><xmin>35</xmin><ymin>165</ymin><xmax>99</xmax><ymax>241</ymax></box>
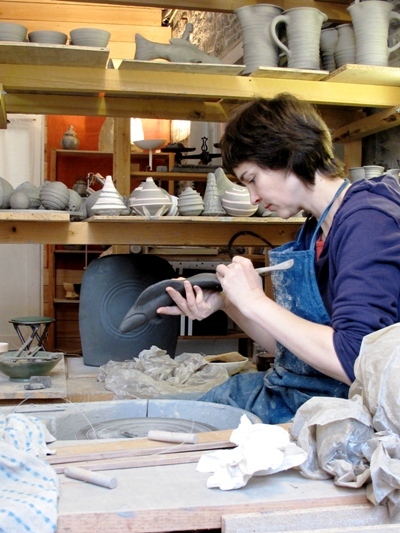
<box><xmin>55</xmin><ymin>455</ymin><xmax>371</xmax><ymax>532</ymax></box>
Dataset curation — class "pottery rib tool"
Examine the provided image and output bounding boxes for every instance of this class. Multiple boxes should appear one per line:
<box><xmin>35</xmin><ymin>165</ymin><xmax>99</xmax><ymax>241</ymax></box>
<box><xmin>119</xmin><ymin>258</ymin><xmax>294</xmax><ymax>332</ymax></box>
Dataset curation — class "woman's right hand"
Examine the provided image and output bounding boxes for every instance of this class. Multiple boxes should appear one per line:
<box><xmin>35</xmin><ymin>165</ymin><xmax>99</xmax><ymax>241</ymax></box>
<box><xmin>157</xmin><ymin>280</ymin><xmax>225</xmax><ymax>321</ymax></box>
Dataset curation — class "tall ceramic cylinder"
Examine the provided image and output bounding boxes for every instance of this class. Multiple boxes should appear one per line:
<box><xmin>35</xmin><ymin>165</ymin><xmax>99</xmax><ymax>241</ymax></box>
<box><xmin>334</xmin><ymin>23</ymin><xmax>356</xmax><ymax>68</ymax></box>
<box><xmin>270</xmin><ymin>7</ymin><xmax>328</xmax><ymax>69</ymax></box>
<box><xmin>235</xmin><ymin>4</ymin><xmax>283</xmax><ymax>74</ymax></box>
<box><xmin>320</xmin><ymin>27</ymin><xmax>338</xmax><ymax>72</ymax></box>
<box><xmin>347</xmin><ymin>0</ymin><xmax>400</xmax><ymax>66</ymax></box>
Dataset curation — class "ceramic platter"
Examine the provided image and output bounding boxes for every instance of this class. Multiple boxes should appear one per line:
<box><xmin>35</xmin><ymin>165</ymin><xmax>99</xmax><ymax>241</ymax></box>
<box><xmin>117</xmin><ymin>59</ymin><xmax>245</xmax><ymax>75</ymax></box>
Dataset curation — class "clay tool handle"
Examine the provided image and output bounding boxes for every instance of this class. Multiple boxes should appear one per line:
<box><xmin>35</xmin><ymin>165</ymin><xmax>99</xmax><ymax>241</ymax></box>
<box><xmin>255</xmin><ymin>258</ymin><xmax>294</xmax><ymax>276</ymax></box>
<box><xmin>64</xmin><ymin>466</ymin><xmax>117</xmax><ymax>489</ymax></box>
<box><xmin>147</xmin><ymin>430</ymin><xmax>199</xmax><ymax>444</ymax></box>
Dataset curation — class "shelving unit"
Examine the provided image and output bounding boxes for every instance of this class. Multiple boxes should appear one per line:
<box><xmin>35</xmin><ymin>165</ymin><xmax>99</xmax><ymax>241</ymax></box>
<box><xmin>2</xmin><ymin>20</ymin><xmax>400</xmax><ymax>355</ymax></box>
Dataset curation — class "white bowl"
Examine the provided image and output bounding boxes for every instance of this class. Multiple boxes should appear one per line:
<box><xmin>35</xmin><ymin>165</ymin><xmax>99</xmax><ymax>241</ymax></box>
<box><xmin>0</xmin><ymin>22</ymin><xmax>27</xmax><ymax>42</ymax></box>
<box><xmin>28</xmin><ymin>30</ymin><xmax>68</xmax><ymax>45</ymax></box>
<box><xmin>70</xmin><ymin>28</ymin><xmax>110</xmax><ymax>48</ymax></box>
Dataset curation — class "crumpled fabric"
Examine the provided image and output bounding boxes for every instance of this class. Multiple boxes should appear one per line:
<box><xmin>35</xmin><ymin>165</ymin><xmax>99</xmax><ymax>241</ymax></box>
<box><xmin>196</xmin><ymin>414</ymin><xmax>307</xmax><ymax>490</ymax></box>
<box><xmin>0</xmin><ymin>414</ymin><xmax>59</xmax><ymax>533</ymax></box>
<box><xmin>98</xmin><ymin>345</ymin><xmax>230</xmax><ymax>399</ymax></box>
<box><xmin>291</xmin><ymin>324</ymin><xmax>400</xmax><ymax>517</ymax></box>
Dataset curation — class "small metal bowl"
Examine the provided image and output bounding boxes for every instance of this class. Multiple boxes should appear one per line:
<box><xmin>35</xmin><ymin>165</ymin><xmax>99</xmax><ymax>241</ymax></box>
<box><xmin>0</xmin><ymin>351</ymin><xmax>63</xmax><ymax>382</ymax></box>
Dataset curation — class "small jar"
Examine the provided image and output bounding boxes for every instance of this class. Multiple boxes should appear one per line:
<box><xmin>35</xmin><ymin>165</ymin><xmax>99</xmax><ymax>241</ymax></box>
<box><xmin>61</xmin><ymin>125</ymin><xmax>80</xmax><ymax>150</ymax></box>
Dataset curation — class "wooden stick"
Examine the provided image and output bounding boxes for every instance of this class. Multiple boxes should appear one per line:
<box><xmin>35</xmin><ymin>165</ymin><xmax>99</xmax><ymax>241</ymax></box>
<box><xmin>54</xmin><ymin>449</ymin><xmax>204</xmax><ymax>474</ymax></box>
<box><xmin>46</xmin><ymin>429</ymin><xmax>234</xmax><ymax>466</ymax></box>
<box><xmin>64</xmin><ymin>466</ymin><xmax>117</xmax><ymax>489</ymax></box>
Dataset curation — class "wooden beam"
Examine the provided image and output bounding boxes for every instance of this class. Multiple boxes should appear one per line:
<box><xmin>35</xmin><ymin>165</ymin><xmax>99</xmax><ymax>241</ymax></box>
<box><xmin>332</xmin><ymin>104</ymin><xmax>400</xmax><ymax>143</ymax></box>
<box><xmin>0</xmin><ymin>84</ymin><xmax>7</xmax><ymax>129</ymax></box>
<box><xmin>4</xmin><ymin>93</ymin><xmax>236</xmax><ymax>122</ymax></box>
<box><xmin>57</xmin><ymin>0</ymin><xmax>351</xmax><ymax>22</ymax></box>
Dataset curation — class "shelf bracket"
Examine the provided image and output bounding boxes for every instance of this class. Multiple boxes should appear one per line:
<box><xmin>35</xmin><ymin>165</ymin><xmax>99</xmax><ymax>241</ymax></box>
<box><xmin>332</xmin><ymin>103</ymin><xmax>400</xmax><ymax>143</ymax></box>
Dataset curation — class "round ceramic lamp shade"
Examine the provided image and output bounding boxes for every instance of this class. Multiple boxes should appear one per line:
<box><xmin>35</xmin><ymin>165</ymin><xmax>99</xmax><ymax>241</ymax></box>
<box><xmin>79</xmin><ymin>254</ymin><xmax>180</xmax><ymax>366</ymax></box>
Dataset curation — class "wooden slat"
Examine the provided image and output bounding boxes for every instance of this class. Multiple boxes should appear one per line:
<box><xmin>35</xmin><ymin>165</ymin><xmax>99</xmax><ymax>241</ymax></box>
<box><xmin>0</xmin><ymin>1</ymin><xmax>162</xmax><ymax>26</ymax></box>
<box><xmin>0</xmin><ymin>83</ymin><xmax>7</xmax><ymax>129</ymax></box>
<box><xmin>250</xmin><ymin>65</ymin><xmax>328</xmax><ymax>80</ymax></box>
<box><xmin>47</xmin><ymin>428</ymin><xmax>234</xmax><ymax>464</ymax></box>
<box><xmin>0</xmin><ymin>42</ymin><xmax>109</xmax><ymax>68</ymax></box>
<box><xmin>326</xmin><ymin>63</ymin><xmax>400</xmax><ymax>87</ymax></box>
<box><xmin>0</xmin><ymin>218</ymin><xmax>304</xmax><ymax>246</ymax></box>
<box><xmin>332</xmin><ymin>104</ymin><xmax>400</xmax><ymax>143</ymax></box>
<box><xmin>0</xmin><ymin>210</ymin><xmax>70</xmax><ymax>221</ymax></box>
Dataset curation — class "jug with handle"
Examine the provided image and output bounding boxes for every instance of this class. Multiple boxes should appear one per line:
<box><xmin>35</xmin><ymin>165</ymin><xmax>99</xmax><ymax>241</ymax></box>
<box><xmin>270</xmin><ymin>7</ymin><xmax>328</xmax><ymax>69</ymax></box>
<box><xmin>347</xmin><ymin>0</ymin><xmax>400</xmax><ymax>66</ymax></box>
<box><xmin>235</xmin><ymin>4</ymin><xmax>283</xmax><ymax>75</ymax></box>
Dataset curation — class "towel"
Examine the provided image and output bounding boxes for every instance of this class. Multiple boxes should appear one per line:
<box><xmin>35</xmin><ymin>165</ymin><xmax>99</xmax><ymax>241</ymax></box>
<box><xmin>0</xmin><ymin>413</ymin><xmax>59</xmax><ymax>533</ymax></box>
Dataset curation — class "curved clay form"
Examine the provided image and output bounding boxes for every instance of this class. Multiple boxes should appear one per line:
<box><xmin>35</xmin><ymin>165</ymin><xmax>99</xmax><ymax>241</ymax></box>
<box><xmin>119</xmin><ymin>273</ymin><xmax>222</xmax><ymax>332</ymax></box>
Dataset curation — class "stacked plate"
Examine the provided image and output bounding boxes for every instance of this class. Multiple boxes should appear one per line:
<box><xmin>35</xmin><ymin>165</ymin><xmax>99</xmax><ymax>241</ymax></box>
<box><xmin>0</xmin><ymin>22</ymin><xmax>27</xmax><ymax>42</ymax></box>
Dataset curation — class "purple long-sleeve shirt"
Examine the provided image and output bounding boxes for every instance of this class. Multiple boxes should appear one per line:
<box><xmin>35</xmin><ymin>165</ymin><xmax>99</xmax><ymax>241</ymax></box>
<box><xmin>303</xmin><ymin>175</ymin><xmax>400</xmax><ymax>382</ymax></box>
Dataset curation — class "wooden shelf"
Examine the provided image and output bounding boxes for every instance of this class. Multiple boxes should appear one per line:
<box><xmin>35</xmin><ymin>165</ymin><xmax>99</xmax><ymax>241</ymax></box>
<box><xmin>3</xmin><ymin>62</ymin><xmax>400</xmax><ymax>142</ymax></box>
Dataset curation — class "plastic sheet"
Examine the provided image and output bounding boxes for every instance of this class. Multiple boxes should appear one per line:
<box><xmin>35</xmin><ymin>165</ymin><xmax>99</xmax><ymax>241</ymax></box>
<box><xmin>97</xmin><ymin>345</ymin><xmax>230</xmax><ymax>399</ymax></box>
<box><xmin>291</xmin><ymin>324</ymin><xmax>400</xmax><ymax>517</ymax></box>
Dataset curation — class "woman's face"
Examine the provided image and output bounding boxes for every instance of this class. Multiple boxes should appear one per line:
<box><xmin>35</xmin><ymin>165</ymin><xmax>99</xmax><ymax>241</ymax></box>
<box><xmin>234</xmin><ymin>162</ymin><xmax>304</xmax><ymax>219</ymax></box>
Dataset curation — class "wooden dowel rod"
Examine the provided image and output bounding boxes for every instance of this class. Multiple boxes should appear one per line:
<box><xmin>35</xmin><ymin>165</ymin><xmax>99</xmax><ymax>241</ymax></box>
<box><xmin>147</xmin><ymin>430</ymin><xmax>198</xmax><ymax>444</ymax></box>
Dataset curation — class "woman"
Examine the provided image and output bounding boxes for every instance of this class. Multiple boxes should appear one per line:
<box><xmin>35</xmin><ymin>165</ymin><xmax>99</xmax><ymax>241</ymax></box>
<box><xmin>157</xmin><ymin>93</ymin><xmax>400</xmax><ymax>424</ymax></box>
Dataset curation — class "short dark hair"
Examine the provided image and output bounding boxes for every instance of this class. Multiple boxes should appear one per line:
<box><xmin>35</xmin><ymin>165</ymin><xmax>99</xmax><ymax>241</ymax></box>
<box><xmin>220</xmin><ymin>93</ymin><xmax>344</xmax><ymax>184</ymax></box>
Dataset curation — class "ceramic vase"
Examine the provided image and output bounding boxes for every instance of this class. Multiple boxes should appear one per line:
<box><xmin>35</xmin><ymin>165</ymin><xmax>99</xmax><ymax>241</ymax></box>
<box><xmin>320</xmin><ymin>27</ymin><xmax>338</xmax><ymax>72</ymax></box>
<box><xmin>0</xmin><ymin>177</ymin><xmax>14</xmax><ymax>209</ymax></box>
<box><xmin>178</xmin><ymin>187</ymin><xmax>204</xmax><ymax>216</ymax></box>
<box><xmin>40</xmin><ymin>181</ymin><xmax>70</xmax><ymax>210</ymax></box>
<box><xmin>91</xmin><ymin>175</ymin><xmax>127</xmax><ymax>216</ymax></box>
<box><xmin>15</xmin><ymin>181</ymin><xmax>40</xmax><ymax>209</ymax></box>
<box><xmin>9</xmin><ymin>191</ymin><xmax>30</xmax><ymax>209</ymax></box>
<box><xmin>202</xmin><ymin>172</ymin><xmax>226</xmax><ymax>216</ymax></box>
<box><xmin>221</xmin><ymin>185</ymin><xmax>258</xmax><ymax>217</ymax></box>
<box><xmin>270</xmin><ymin>7</ymin><xmax>328</xmax><ymax>69</ymax></box>
<box><xmin>214</xmin><ymin>167</ymin><xmax>236</xmax><ymax>197</ymax></box>
<box><xmin>61</xmin><ymin>125</ymin><xmax>80</xmax><ymax>150</ymax></box>
<box><xmin>235</xmin><ymin>4</ymin><xmax>283</xmax><ymax>75</ymax></box>
<box><xmin>130</xmin><ymin>177</ymin><xmax>172</xmax><ymax>217</ymax></box>
<box><xmin>347</xmin><ymin>0</ymin><xmax>400</xmax><ymax>66</ymax></box>
<box><xmin>334</xmin><ymin>24</ymin><xmax>356</xmax><ymax>68</ymax></box>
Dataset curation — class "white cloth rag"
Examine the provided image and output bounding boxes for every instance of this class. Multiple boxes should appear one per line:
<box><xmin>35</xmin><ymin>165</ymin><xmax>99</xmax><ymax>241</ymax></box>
<box><xmin>0</xmin><ymin>413</ymin><xmax>59</xmax><ymax>533</ymax></box>
<box><xmin>197</xmin><ymin>414</ymin><xmax>307</xmax><ymax>490</ymax></box>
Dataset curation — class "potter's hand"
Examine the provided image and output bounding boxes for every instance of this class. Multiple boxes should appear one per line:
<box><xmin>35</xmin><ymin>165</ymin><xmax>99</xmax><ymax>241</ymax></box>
<box><xmin>216</xmin><ymin>256</ymin><xmax>265</xmax><ymax>313</ymax></box>
<box><xmin>157</xmin><ymin>279</ymin><xmax>225</xmax><ymax>321</ymax></box>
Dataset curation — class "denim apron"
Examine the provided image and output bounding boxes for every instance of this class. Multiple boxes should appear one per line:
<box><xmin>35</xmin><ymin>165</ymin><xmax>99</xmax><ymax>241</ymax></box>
<box><xmin>200</xmin><ymin>180</ymin><xmax>350</xmax><ymax>423</ymax></box>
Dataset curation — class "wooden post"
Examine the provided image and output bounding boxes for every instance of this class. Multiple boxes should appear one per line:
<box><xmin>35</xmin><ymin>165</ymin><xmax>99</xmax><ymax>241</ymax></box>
<box><xmin>113</xmin><ymin>117</ymin><xmax>131</xmax><ymax>197</ymax></box>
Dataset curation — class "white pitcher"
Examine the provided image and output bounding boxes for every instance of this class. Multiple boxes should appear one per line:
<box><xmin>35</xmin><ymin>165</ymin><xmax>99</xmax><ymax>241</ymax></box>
<box><xmin>270</xmin><ymin>7</ymin><xmax>328</xmax><ymax>69</ymax></box>
<box><xmin>235</xmin><ymin>4</ymin><xmax>283</xmax><ymax>75</ymax></box>
<box><xmin>347</xmin><ymin>0</ymin><xmax>400</xmax><ymax>66</ymax></box>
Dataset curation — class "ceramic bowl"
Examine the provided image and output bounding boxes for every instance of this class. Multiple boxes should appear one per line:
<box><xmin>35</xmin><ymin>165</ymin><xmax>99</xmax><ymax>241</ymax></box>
<box><xmin>28</xmin><ymin>30</ymin><xmax>68</xmax><ymax>45</ymax></box>
<box><xmin>0</xmin><ymin>22</ymin><xmax>27</xmax><ymax>42</ymax></box>
<box><xmin>70</xmin><ymin>28</ymin><xmax>111</xmax><ymax>48</ymax></box>
<box><xmin>0</xmin><ymin>351</ymin><xmax>63</xmax><ymax>381</ymax></box>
